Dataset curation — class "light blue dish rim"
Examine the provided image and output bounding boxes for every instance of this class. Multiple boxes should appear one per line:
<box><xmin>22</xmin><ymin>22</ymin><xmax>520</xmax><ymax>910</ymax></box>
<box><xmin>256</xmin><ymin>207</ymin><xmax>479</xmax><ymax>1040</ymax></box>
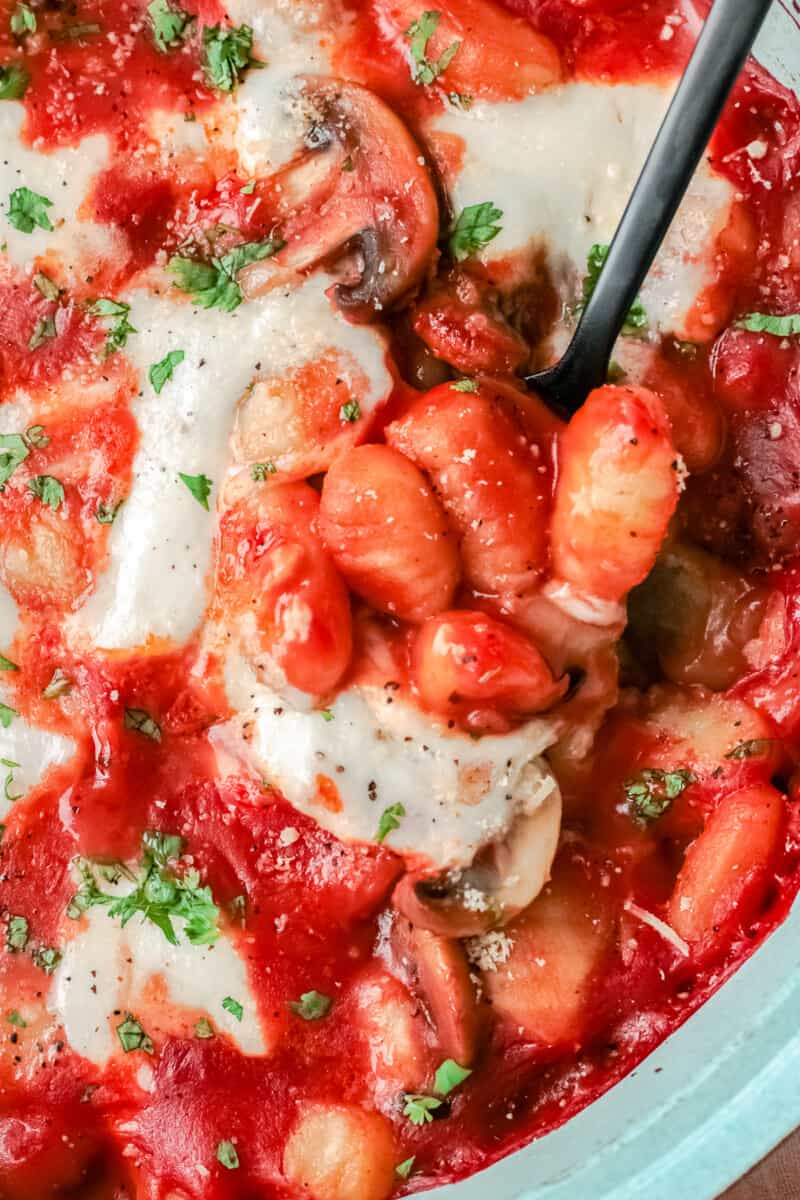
<box><xmin>429</xmin><ymin>6</ymin><xmax>800</xmax><ymax>1198</ymax></box>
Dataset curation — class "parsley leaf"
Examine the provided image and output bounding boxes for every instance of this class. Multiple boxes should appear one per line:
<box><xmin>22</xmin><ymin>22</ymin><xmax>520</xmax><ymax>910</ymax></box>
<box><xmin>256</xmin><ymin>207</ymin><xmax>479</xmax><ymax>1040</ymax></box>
<box><xmin>33</xmin><ymin>272</ymin><xmax>59</xmax><ymax>301</ymax></box>
<box><xmin>32</xmin><ymin>945</ymin><xmax>61</xmax><ymax>974</ymax></box>
<box><xmin>451</xmin><ymin>378</ymin><xmax>478</xmax><ymax>393</ymax></box>
<box><xmin>0</xmin><ymin>702</ymin><xmax>16</xmax><ymax>729</ymax></box>
<box><xmin>222</xmin><ymin>995</ymin><xmax>243</xmax><ymax>1021</ymax></box>
<box><xmin>6</xmin><ymin>187</ymin><xmax>53</xmax><ymax>234</ymax></box>
<box><xmin>624</xmin><ymin>767</ymin><xmax>695</xmax><ymax>824</ymax></box>
<box><xmin>289</xmin><ymin>990</ymin><xmax>331</xmax><ymax>1020</ymax></box>
<box><xmin>240</xmin><ymin>179</ymin><xmax>256</xmax><ymax>195</ymax></box>
<box><xmin>0</xmin><ymin>434</ymin><xmax>29</xmax><ymax>490</ymax></box>
<box><xmin>339</xmin><ymin>399</ymin><xmax>361</xmax><ymax>423</ymax></box>
<box><xmin>448</xmin><ymin>202</ymin><xmax>503</xmax><ymax>262</ymax></box>
<box><xmin>403</xmin><ymin>1094</ymin><xmax>442</xmax><ymax>1125</ymax></box>
<box><xmin>396</xmin><ymin>1157</ymin><xmax>416</xmax><ymax>1179</ymax></box>
<box><xmin>23</xmin><ymin>424</ymin><xmax>49</xmax><ymax>448</ymax></box>
<box><xmin>149</xmin><ymin>348</ymin><xmax>185</xmax><ymax>394</ymax></box>
<box><xmin>6</xmin><ymin>914</ymin><xmax>28</xmax><ymax>951</ymax></box>
<box><xmin>88</xmin><ymin>298</ymin><xmax>137</xmax><ymax>356</ymax></box>
<box><xmin>433</xmin><ymin>1058</ymin><xmax>471</xmax><ymax>1095</ymax></box>
<box><xmin>178</xmin><ymin>471</ymin><xmax>213</xmax><ymax>509</ymax></box>
<box><xmin>147</xmin><ymin>0</ymin><xmax>192</xmax><ymax>52</ymax></box>
<box><xmin>216</xmin><ymin>1140</ymin><xmax>240</xmax><ymax>1170</ymax></box>
<box><xmin>168</xmin><ymin>238</ymin><xmax>283</xmax><ymax>312</ymax></box>
<box><xmin>96</xmin><ymin>499</ymin><xmax>123</xmax><ymax>524</ymax></box>
<box><xmin>0</xmin><ymin>64</ymin><xmax>29</xmax><ymax>99</ymax></box>
<box><xmin>124</xmin><ymin>707</ymin><xmax>162</xmax><ymax>741</ymax></box>
<box><xmin>11</xmin><ymin>4</ymin><xmax>36</xmax><ymax>35</ymax></box>
<box><xmin>375</xmin><ymin>802</ymin><xmax>405</xmax><ymax>844</ymax></box>
<box><xmin>6</xmin><ymin>1009</ymin><xmax>26</xmax><ymax>1027</ymax></box>
<box><xmin>28</xmin><ymin>475</ymin><xmax>65</xmax><ymax>511</ymax></box>
<box><xmin>202</xmin><ymin>24</ymin><xmax>262</xmax><ymax>92</ymax></box>
<box><xmin>251</xmin><ymin>461</ymin><xmax>276</xmax><ymax>481</ymax></box>
<box><xmin>1</xmin><ymin>758</ymin><xmax>21</xmax><ymax>803</ymax></box>
<box><xmin>581</xmin><ymin>244</ymin><xmax>648</xmax><ymax>336</ymax></box>
<box><xmin>736</xmin><ymin>313</ymin><xmax>800</xmax><ymax>337</ymax></box>
<box><xmin>725</xmin><ymin>738</ymin><xmax>773</xmax><ymax>760</ymax></box>
<box><xmin>404</xmin><ymin>11</ymin><xmax>460</xmax><ymax>86</ymax></box>
<box><xmin>28</xmin><ymin>314</ymin><xmax>57</xmax><ymax>351</ymax></box>
<box><xmin>0</xmin><ymin>653</ymin><xmax>18</xmax><ymax>671</ymax></box>
<box><xmin>116</xmin><ymin>1012</ymin><xmax>154</xmax><ymax>1054</ymax></box>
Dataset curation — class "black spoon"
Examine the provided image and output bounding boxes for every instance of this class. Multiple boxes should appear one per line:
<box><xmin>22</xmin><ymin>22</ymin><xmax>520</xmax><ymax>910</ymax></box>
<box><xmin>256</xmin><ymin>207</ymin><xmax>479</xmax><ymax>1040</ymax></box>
<box><xmin>525</xmin><ymin>0</ymin><xmax>774</xmax><ymax>415</ymax></box>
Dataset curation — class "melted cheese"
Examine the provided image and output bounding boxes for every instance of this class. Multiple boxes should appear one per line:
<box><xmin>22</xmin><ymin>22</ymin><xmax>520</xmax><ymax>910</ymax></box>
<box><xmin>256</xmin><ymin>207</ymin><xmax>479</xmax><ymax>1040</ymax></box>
<box><xmin>52</xmin><ymin>907</ymin><xmax>271</xmax><ymax>1066</ymax></box>
<box><xmin>434</xmin><ymin>82</ymin><xmax>735</xmax><ymax>338</ymax></box>
<box><xmin>218</xmin><ymin>653</ymin><xmax>560</xmax><ymax>871</ymax></box>
<box><xmin>71</xmin><ymin>273</ymin><xmax>391</xmax><ymax>651</ymax></box>
<box><xmin>0</xmin><ymin>104</ymin><xmax>118</xmax><ymax>283</ymax></box>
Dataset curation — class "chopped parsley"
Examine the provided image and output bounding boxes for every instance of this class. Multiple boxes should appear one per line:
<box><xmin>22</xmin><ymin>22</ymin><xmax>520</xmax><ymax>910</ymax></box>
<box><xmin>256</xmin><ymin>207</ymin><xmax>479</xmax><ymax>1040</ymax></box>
<box><xmin>124</xmin><ymin>707</ymin><xmax>162</xmax><ymax>741</ymax></box>
<box><xmin>6</xmin><ymin>1009</ymin><xmax>26</xmax><ymax>1027</ymax></box>
<box><xmin>240</xmin><ymin>179</ymin><xmax>256</xmax><ymax>195</ymax></box>
<box><xmin>28</xmin><ymin>475</ymin><xmax>65</xmax><ymax>511</ymax></box>
<box><xmin>32</xmin><ymin>945</ymin><xmax>61</xmax><ymax>974</ymax></box>
<box><xmin>451</xmin><ymin>378</ymin><xmax>478</xmax><ymax>393</ymax></box>
<box><xmin>448</xmin><ymin>202</ymin><xmax>503</xmax><ymax>262</ymax></box>
<box><xmin>168</xmin><ymin>238</ymin><xmax>283</xmax><ymax>312</ymax></box>
<box><xmin>33</xmin><ymin>272</ymin><xmax>59</xmax><ymax>301</ymax></box>
<box><xmin>116</xmin><ymin>1013</ymin><xmax>154</xmax><ymax>1054</ymax></box>
<box><xmin>288</xmin><ymin>990</ymin><xmax>332</xmax><ymax>1020</ymax></box>
<box><xmin>251</xmin><ymin>461</ymin><xmax>276</xmax><ymax>481</ymax></box>
<box><xmin>216</xmin><ymin>1140</ymin><xmax>240</xmax><ymax>1170</ymax></box>
<box><xmin>375</xmin><ymin>802</ymin><xmax>405</xmax><ymax>844</ymax></box>
<box><xmin>202</xmin><ymin>23</ymin><xmax>263</xmax><ymax>92</ymax></box>
<box><xmin>6</xmin><ymin>187</ymin><xmax>53</xmax><ymax>234</ymax></box>
<box><xmin>395</xmin><ymin>1157</ymin><xmax>416</xmax><ymax>1179</ymax></box>
<box><xmin>339</xmin><ymin>399</ymin><xmax>361</xmax><ymax>423</ymax></box>
<box><xmin>88</xmin><ymin>298</ymin><xmax>137</xmax><ymax>356</ymax></box>
<box><xmin>6</xmin><ymin>915</ymin><xmax>28</xmax><ymax>951</ymax></box>
<box><xmin>404</xmin><ymin>11</ymin><xmax>460</xmax><ymax>86</ymax></box>
<box><xmin>42</xmin><ymin>668</ymin><xmax>72</xmax><ymax>700</ymax></box>
<box><xmin>433</xmin><ymin>1058</ymin><xmax>471</xmax><ymax>1095</ymax></box>
<box><xmin>320</xmin><ymin>708</ymin><xmax>334</xmax><ymax>722</ymax></box>
<box><xmin>736</xmin><ymin>313</ymin><xmax>800</xmax><ymax>337</ymax></box>
<box><xmin>0</xmin><ymin>434</ymin><xmax>29</xmax><ymax>490</ymax></box>
<box><xmin>222</xmin><ymin>995</ymin><xmax>243</xmax><ymax>1022</ymax></box>
<box><xmin>24</xmin><ymin>424</ymin><xmax>49</xmax><ymax>448</ymax></box>
<box><xmin>0</xmin><ymin>653</ymin><xmax>17</xmax><ymax>671</ymax></box>
<box><xmin>624</xmin><ymin>767</ymin><xmax>695</xmax><ymax>824</ymax></box>
<box><xmin>0</xmin><ymin>702</ymin><xmax>17</xmax><ymax>729</ymax></box>
<box><xmin>28</xmin><ymin>314</ymin><xmax>57</xmax><ymax>351</ymax></box>
<box><xmin>178</xmin><ymin>471</ymin><xmax>213</xmax><ymax>509</ymax></box>
<box><xmin>149</xmin><ymin>349</ymin><xmax>185</xmax><ymax>394</ymax></box>
<box><xmin>1</xmin><ymin>758</ymin><xmax>21</xmax><ymax>803</ymax></box>
<box><xmin>68</xmin><ymin>831</ymin><xmax>221</xmax><ymax>947</ymax></box>
<box><xmin>580</xmin><ymin>243</ymin><xmax>648</xmax><ymax>336</ymax></box>
<box><xmin>11</xmin><ymin>4</ymin><xmax>36</xmax><ymax>35</ymax></box>
<box><xmin>195</xmin><ymin>1016</ymin><xmax>215</xmax><ymax>1038</ymax></box>
<box><xmin>725</xmin><ymin>738</ymin><xmax>773</xmax><ymax>760</ymax></box>
<box><xmin>0</xmin><ymin>64</ymin><xmax>29</xmax><ymax>99</ymax></box>
<box><xmin>403</xmin><ymin>1094</ymin><xmax>442</xmax><ymax>1125</ymax></box>
<box><xmin>96</xmin><ymin>500</ymin><xmax>123</xmax><ymax>524</ymax></box>
<box><xmin>147</xmin><ymin>0</ymin><xmax>192</xmax><ymax>52</ymax></box>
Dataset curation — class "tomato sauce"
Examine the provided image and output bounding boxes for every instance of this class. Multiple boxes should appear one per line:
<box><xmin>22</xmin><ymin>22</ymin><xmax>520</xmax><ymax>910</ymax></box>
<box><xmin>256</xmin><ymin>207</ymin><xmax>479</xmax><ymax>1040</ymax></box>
<box><xmin>3</xmin><ymin>1</ymin><xmax>800</xmax><ymax>1198</ymax></box>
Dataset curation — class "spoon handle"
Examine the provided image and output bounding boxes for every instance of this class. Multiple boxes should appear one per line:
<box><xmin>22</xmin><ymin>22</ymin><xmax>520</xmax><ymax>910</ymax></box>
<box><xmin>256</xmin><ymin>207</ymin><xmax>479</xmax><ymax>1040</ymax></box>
<box><xmin>527</xmin><ymin>0</ymin><xmax>773</xmax><ymax>414</ymax></box>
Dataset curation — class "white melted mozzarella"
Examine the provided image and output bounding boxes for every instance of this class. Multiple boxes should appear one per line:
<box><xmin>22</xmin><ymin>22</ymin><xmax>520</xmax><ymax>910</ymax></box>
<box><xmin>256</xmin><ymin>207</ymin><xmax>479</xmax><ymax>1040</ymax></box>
<box><xmin>226</xmin><ymin>0</ymin><xmax>332</xmax><ymax>175</ymax></box>
<box><xmin>71</xmin><ymin>273</ymin><xmax>391</xmax><ymax>651</ymax></box>
<box><xmin>218</xmin><ymin>655</ymin><xmax>560</xmax><ymax>871</ymax></box>
<box><xmin>52</xmin><ymin>908</ymin><xmax>270</xmax><ymax>1067</ymax></box>
<box><xmin>434</xmin><ymin>82</ymin><xmax>735</xmax><ymax>338</ymax></box>
<box><xmin>0</xmin><ymin>585</ymin><xmax>74</xmax><ymax>817</ymax></box>
<box><xmin>0</xmin><ymin>104</ymin><xmax>118</xmax><ymax>282</ymax></box>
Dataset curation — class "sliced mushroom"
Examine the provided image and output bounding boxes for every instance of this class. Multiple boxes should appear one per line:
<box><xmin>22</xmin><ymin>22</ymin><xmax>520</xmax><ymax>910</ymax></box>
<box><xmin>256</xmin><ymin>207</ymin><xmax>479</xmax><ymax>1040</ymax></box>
<box><xmin>393</xmin><ymin>782</ymin><xmax>562</xmax><ymax>938</ymax></box>
<box><xmin>390</xmin><ymin>918</ymin><xmax>480</xmax><ymax>1066</ymax></box>
<box><xmin>241</xmin><ymin>78</ymin><xmax>439</xmax><ymax>321</ymax></box>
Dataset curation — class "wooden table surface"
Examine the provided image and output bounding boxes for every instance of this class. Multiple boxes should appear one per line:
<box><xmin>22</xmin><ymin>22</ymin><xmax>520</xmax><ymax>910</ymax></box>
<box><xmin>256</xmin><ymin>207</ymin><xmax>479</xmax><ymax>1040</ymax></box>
<box><xmin>722</xmin><ymin>1130</ymin><xmax>800</xmax><ymax>1198</ymax></box>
